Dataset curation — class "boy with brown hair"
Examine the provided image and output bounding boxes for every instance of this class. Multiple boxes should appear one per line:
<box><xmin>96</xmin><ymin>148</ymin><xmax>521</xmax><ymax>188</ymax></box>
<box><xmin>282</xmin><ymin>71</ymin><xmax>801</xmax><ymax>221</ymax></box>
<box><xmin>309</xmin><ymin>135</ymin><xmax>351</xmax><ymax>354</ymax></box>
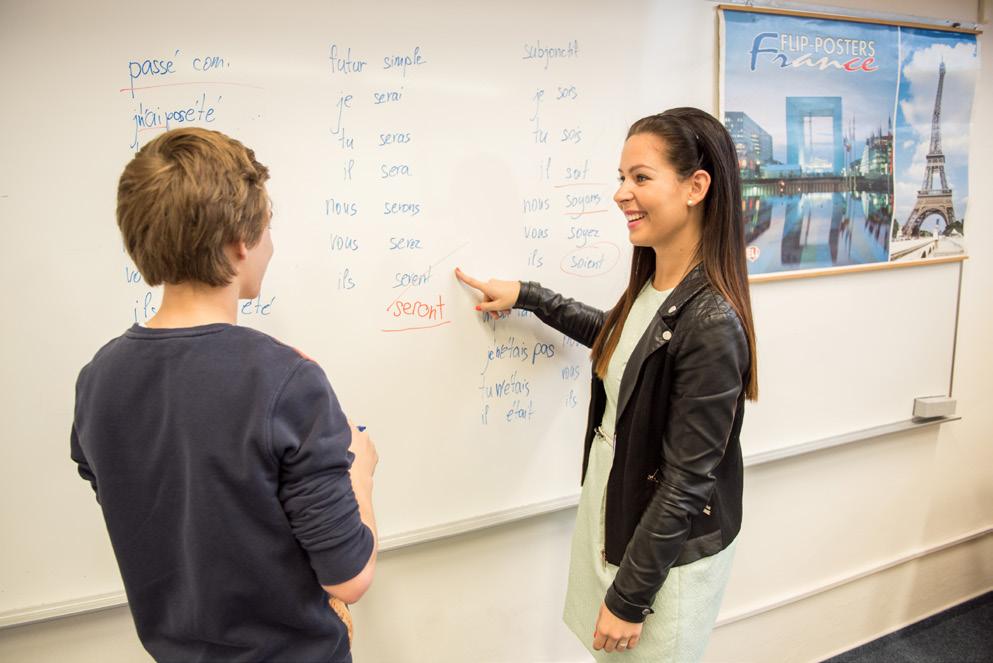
<box><xmin>71</xmin><ymin>127</ymin><xmax>377</xmax><ymax>662</ymax></box>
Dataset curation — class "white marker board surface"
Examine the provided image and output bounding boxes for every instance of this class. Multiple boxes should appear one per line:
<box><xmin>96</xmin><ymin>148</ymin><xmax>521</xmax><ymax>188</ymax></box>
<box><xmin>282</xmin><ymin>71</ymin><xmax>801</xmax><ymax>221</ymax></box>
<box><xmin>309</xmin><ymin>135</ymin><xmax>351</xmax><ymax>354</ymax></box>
<box><xmin>0</xmin><ymin>0</ymin><xmax>957</xmax><ymax>621</ymax></box>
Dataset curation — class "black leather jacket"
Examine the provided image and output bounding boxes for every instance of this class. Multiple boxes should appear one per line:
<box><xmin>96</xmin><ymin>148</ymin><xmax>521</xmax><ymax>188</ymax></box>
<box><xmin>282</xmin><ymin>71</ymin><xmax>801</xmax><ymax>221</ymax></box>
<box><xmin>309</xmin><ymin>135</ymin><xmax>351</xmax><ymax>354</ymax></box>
<box><xmin>515</xmin><ymin>263</ymin><xmax>748</xmax><ymax>623</ymax></box>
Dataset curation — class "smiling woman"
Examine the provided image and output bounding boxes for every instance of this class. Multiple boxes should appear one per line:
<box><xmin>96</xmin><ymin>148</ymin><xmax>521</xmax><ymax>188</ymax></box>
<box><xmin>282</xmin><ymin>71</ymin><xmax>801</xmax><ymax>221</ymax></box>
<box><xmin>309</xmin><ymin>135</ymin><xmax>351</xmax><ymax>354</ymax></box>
<box><xmin>455</xmin><ymin>107</ymin><xmax>757</xmax><ymax>662</ymax></box>
<box><xmin>614</xmin><ymin>132</ymin><xmax>710</xmax><ymax>254</ymax></box>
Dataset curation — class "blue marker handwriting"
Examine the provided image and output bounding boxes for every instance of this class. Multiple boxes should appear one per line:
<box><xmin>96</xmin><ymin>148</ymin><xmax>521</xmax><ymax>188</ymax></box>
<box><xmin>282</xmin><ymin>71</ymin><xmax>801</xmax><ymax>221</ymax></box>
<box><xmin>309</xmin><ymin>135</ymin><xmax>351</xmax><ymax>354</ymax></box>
<box><xmin>480</xmin><ymin>337</ymin><xmax>555</xmax><ymax>374</ymax></box>
<box><xmin>130</xmin><ymin>93</ymin><xmax>219</xmax><ymax>149</ymax></box>
<box><xmin>522</xmin><ymin>40</ymin><xmax>579</xmax><ymax>69</ymax></box>
<box><xmin>329</xmin><ymin>44</ymin><xmax>368</xmax><ymax>74</ymax></box>
<box><xmin>382</xmin><ymin>47</ymin><xmax>427</xmax><ymax>77</ymax></box>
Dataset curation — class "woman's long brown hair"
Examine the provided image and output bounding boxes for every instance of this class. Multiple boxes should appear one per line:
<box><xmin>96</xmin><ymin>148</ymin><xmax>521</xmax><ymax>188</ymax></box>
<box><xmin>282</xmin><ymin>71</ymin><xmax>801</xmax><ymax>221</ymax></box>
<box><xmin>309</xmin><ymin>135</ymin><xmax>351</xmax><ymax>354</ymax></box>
<box><xmin>590</xmin><ymin>108</ymin><xmax>758</xmax><ymax>400</ymax></box>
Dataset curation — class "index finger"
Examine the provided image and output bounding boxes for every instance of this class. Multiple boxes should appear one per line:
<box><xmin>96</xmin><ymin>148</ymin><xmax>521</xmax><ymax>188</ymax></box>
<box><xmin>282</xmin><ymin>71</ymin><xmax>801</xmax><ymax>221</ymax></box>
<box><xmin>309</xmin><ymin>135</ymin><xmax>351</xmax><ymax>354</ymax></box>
<box><xmin>454</xmin><ymin>267</ymin><xmax>486</xmax><ymax>292</ymax></box>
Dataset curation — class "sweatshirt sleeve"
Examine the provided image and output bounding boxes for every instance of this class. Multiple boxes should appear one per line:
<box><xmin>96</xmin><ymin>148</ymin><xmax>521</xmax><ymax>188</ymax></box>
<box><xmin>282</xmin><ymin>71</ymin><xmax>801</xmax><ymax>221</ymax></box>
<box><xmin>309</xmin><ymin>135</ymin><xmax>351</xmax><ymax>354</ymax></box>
<box><xmin>70</xmin><ymin>423</ymin><xmax>99</xmax><ymax>501</ymax></box>
<box><xmin>70</xmin><ymin>365</ymin><xmax>100</xmax><ymax>502</ymax></box>
<box><xmin>269</xmin><ymin>360</ymin><xmax>374</xmax><ymax>585</ymax></box>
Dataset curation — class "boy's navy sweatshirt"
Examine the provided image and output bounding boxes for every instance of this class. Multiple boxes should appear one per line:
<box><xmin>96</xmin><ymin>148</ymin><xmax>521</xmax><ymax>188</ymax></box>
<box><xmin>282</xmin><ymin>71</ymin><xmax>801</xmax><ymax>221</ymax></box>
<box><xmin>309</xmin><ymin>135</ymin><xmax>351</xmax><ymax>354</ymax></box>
<box><xmin>71</xmin><ymin>323</ymin><xmax>373</xmax><ymax>662</ymax></box>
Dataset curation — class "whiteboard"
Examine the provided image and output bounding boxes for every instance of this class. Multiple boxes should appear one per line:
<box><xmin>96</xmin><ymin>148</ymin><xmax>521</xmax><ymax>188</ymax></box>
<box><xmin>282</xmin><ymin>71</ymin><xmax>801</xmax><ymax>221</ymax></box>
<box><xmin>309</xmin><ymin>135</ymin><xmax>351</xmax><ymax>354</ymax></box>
<box><xmin>0</xmin><ymin>0</ymin><xmax>957</xmax><ymax>621</ymax></box>
<box><xmin>744</xmin><ymin>261</ymin><xmax>959</xmax><ymax>455</ymax></box>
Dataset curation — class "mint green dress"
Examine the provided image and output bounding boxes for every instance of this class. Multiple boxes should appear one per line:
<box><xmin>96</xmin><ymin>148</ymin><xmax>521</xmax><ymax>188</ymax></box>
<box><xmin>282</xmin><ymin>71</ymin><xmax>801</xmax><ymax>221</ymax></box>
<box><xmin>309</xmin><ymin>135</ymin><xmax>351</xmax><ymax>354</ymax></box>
<box><xmin>562</xmin><ymin>281</ymin><xmax>737</xmax><ymax>662</ymax></box>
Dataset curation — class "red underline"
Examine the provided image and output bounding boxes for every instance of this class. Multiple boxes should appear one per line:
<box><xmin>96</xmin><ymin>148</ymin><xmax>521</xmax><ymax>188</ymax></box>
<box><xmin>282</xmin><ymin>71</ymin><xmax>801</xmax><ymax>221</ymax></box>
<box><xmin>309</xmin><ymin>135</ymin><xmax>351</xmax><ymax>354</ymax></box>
<box><xmin>119</xmin><ymin>81</ymin><xmax>265</xmax><ymax>93</ymax></box>
<box><xmin>381</xmin><ymin>320</ymin><xmax>452</xmax><ymax>333</ymax></box>
<box><xmin>553</xmin><ymin>182</ymin><xmax>608</xmax><ymax>188</ymax></box>
<box><xmin>564</xmin><ymin>209</ymin><xmax>609</xmax><ymax>216</ymax></box>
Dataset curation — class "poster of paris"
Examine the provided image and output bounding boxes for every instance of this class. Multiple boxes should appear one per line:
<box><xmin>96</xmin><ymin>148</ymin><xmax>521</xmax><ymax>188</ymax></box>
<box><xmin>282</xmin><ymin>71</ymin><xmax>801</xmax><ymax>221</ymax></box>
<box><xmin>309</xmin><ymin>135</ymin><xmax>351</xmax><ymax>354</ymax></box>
<box><xmin>719</xmin><ymin>8</ymin><xmax>978</xmax><ymax>276</ymax></box>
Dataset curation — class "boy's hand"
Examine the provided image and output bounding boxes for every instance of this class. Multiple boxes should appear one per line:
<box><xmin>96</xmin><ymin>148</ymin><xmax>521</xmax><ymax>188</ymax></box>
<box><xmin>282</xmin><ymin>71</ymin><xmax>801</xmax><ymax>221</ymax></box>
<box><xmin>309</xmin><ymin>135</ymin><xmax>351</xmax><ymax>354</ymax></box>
<box><xmin>329</xmin><ymin>597</ymin><xmax>353</xmax><ymax>644</ymax></box>
<box><xmin>454</xmin><ymin>267</ymin><xmax>521</xmax><ymax>320</ymax></box>
<box><xmin>348</xmin><ymin>422</ymin><xmax>378</xmax><ymax>484</ymax></box>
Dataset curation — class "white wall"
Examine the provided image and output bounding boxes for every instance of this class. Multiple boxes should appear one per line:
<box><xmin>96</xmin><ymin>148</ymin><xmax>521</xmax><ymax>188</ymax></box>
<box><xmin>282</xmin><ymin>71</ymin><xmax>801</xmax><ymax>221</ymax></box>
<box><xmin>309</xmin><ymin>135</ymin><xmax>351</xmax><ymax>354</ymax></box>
<box><xmin>2</xmin><ymin>1</ymin><xmax>990</xmax><ymax>661</ymax></box>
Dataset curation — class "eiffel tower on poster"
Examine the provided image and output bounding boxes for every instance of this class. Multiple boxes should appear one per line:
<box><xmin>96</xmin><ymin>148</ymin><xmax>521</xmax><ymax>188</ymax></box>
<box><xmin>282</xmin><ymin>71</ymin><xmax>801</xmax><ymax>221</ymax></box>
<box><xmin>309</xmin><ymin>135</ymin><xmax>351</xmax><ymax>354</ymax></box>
<box><xmin>902</xmin><ymin>61</ymin><xmax>956</xmax><ymax>238</ymax></box>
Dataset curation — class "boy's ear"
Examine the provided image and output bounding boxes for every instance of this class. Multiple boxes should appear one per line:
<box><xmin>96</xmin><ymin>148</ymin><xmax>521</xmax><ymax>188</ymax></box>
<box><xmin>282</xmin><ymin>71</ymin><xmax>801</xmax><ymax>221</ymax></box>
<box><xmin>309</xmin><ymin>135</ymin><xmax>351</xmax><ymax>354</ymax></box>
<box><xmin>233</xmin><ymin>241</ymin><xmax>249</xmax><ymax>261</ymax></box>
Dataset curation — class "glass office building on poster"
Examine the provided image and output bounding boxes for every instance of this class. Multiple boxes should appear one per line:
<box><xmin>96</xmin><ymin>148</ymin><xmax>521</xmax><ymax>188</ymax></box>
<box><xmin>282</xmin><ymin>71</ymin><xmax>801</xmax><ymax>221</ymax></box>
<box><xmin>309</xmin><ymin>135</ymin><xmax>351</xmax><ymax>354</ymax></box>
<box><xmin>720</xmin><ymin>8</ymin><xmax>977</xmax><ymax>276</ymax></box>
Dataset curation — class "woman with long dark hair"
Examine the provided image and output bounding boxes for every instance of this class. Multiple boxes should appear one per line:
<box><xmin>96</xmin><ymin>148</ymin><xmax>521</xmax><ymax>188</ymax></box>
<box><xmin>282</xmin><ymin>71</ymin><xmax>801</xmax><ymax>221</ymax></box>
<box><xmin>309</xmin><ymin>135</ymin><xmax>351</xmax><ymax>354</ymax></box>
<box><xmin>456</xmin><ymin>107</ymin><xmax>757</xmax><ymax>660</ymax></box>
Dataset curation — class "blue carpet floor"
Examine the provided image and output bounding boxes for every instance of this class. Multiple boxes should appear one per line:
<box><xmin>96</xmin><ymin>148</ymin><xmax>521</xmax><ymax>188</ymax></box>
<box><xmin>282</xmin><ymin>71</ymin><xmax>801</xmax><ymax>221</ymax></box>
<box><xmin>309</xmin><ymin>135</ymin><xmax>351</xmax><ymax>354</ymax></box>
<box><xmin>824</xmin><ymin>591</ymin><xmax>993</xmax><ymax>662</ymax></box>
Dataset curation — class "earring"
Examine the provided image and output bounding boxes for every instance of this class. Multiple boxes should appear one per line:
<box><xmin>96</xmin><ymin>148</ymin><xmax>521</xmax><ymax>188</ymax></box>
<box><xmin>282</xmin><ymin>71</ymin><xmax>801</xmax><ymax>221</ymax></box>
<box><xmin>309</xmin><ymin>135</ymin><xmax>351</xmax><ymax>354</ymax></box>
<box><xmin>687</xmin><ymin>200</ymin><xmax>694</xmax><ymax>206</ymax></box>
